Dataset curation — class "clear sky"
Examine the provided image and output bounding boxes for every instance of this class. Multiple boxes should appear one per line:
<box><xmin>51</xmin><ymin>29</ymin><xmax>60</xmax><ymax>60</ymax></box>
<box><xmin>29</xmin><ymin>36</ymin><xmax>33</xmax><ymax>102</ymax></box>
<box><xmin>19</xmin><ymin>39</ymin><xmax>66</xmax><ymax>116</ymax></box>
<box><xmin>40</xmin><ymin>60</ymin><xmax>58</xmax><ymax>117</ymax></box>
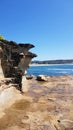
<box><xmin>0</xmin><ymin>0</ymin><xmax>73</xmax><ymax>60</ymax></box>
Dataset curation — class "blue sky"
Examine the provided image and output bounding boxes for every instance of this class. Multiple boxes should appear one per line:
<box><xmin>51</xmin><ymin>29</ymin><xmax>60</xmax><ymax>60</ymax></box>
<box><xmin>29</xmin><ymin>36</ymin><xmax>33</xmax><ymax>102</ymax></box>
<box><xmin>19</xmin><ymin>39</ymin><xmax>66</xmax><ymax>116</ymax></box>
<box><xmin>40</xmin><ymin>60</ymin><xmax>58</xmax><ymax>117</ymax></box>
<box><xmin>0</xmin><ymin>0</ymin><xmax>73</xmax><ymax>60</ymax></box>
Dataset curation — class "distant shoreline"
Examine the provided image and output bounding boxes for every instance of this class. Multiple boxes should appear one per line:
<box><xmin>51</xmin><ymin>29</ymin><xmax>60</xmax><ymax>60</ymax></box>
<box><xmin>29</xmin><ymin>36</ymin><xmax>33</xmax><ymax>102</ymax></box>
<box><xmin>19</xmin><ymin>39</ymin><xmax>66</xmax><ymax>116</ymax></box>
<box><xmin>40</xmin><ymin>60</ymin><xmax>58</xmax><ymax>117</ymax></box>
<box><xmin>30</xmin><ymin>63</ymin><xmax>73</xmax><ymax>66</ymax></box>
<box><xmin>31</xmin><ymin>59</ymin><xmax>73</xmax><ymax>65</ymax></box>
<box><xmin>30</xmin><ymin>64</ymin><xmax>49</xmax><ymax>66</ymax></box>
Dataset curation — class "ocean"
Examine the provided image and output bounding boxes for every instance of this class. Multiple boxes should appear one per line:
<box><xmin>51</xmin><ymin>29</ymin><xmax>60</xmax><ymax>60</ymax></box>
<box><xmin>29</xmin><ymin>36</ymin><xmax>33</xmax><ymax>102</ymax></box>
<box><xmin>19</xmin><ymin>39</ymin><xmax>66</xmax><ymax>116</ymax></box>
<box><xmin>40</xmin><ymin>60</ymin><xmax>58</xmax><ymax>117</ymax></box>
<box><xmin>27</xmin><ymin>64</ymin><xmax>73</xmax><ymax>76</ymax></box>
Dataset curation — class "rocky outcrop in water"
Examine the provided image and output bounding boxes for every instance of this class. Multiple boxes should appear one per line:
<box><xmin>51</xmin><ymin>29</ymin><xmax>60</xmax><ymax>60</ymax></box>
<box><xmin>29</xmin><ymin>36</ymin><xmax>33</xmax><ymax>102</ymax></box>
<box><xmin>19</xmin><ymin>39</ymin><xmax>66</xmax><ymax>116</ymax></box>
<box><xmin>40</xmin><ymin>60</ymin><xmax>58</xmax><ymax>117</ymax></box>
<box><xmin>0</xmin><ymin>39</ymin><xmax>37</xmax><ymax>91</ymax></box>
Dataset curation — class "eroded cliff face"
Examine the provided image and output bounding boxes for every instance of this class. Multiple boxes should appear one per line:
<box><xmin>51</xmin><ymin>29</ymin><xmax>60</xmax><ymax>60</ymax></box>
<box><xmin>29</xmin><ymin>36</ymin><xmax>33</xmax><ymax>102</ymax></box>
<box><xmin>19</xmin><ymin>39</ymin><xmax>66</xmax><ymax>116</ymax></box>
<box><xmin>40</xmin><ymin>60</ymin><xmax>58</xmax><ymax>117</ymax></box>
<box><xmin>0</xmin><ymin>39</ymin><xmax>37</xmax><ymax>91</ymax></box>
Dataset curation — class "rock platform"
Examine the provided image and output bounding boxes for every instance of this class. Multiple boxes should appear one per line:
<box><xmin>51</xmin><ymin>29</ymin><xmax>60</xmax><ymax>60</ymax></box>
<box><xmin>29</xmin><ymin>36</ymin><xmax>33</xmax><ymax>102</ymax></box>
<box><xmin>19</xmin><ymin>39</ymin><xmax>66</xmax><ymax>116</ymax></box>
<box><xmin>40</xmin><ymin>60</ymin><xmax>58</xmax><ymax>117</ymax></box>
<box><xmin>0</xmin><ymin>75</ymin><xmax>73</xmax><ymax>130</ymax></box>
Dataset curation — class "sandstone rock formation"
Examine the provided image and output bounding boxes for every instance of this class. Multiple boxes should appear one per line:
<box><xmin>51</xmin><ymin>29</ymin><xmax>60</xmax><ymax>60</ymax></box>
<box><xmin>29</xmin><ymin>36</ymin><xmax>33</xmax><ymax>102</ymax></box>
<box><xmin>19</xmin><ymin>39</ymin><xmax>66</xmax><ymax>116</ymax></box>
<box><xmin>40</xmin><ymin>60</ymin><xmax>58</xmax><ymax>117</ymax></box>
<box><xmin>0</xmin><ymin>39</ymin><xmax>37</xmax><ymax>91</ymax></box>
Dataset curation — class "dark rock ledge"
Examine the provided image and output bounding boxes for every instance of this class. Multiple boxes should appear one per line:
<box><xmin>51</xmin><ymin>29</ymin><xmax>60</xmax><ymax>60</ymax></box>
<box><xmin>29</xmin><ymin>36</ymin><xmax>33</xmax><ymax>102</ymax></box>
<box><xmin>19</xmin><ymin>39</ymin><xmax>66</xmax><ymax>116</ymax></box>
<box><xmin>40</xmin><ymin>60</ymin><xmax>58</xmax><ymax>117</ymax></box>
<box><xmin>0</xmin><ymin>39</ymin><xmax>37</xmax><ymax>92</ymax></box>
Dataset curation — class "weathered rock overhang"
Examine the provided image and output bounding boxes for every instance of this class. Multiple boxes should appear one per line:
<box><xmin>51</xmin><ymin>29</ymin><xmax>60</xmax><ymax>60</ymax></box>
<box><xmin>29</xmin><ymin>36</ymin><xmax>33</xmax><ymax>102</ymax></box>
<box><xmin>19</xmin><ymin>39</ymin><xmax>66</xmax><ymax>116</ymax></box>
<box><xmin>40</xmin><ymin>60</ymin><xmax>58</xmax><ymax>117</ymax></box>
<box><xmin>0</xmin><ymin>39</ymin><xmax>37</xmax><ymax>91</ymax></box>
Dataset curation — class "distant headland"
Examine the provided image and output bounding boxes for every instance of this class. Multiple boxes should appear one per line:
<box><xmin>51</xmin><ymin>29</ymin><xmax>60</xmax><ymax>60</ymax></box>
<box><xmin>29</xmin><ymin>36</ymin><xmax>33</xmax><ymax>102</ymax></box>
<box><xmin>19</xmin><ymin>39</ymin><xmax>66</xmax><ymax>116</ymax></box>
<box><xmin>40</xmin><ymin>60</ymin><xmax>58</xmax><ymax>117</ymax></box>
<box><xmin>31</xmin><ymin>59</ymin><xmax>73</xmax><ymax>65</ymax></box>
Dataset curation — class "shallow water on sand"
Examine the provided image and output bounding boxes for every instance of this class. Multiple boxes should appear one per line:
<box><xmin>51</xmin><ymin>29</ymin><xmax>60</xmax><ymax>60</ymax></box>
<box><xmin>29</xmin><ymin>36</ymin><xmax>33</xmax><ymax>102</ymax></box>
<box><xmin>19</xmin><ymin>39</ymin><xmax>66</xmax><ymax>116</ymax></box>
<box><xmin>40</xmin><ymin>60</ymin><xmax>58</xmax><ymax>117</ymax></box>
<box><xmin>12</xmin><ymin>100</ymin><xmax>30</xmax><ymax>110</ymax></box>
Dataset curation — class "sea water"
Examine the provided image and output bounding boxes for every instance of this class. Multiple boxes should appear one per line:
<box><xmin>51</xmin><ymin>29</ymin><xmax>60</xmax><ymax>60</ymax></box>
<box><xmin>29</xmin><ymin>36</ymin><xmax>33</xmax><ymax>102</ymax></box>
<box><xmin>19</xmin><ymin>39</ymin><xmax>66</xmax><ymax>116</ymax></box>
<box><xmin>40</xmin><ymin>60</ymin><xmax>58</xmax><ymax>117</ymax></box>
<box><xmin>27</xmin><ymin>64</ymin><xmax>73</xmax><ymax>76</ymax></box>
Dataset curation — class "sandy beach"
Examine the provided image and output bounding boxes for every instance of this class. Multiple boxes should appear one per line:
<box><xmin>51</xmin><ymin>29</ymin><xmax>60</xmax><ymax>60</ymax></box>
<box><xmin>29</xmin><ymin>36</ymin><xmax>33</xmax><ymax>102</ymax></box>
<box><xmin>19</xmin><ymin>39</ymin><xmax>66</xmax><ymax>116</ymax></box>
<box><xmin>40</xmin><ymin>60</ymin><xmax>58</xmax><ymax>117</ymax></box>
<box><xmin>30</xmin><ymin>63</ymin><xmax>73</xmax><ymax>66</ymax></box>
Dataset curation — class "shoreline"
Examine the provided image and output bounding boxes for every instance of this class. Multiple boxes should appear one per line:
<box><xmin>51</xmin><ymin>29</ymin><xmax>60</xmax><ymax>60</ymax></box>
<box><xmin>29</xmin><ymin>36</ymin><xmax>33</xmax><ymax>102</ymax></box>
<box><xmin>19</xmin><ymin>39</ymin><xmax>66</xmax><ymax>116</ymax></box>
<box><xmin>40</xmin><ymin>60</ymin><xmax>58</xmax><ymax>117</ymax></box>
<box><xmin>30</xmin><ymin>63</ymin><xmax>73</xmax><ymax>66</ymax></box>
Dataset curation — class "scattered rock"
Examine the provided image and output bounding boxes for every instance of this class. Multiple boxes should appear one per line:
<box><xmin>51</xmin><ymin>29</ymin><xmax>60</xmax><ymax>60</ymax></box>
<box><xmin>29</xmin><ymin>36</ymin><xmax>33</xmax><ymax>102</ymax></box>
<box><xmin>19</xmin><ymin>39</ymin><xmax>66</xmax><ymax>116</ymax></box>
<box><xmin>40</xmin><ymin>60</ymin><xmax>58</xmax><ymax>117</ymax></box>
<box><xmin>26</xmin><ymin>75</ymin><xmax>35</xmax><ymax>80</ymax></box>
<box><xmin>36</xmin><ymin>75</ymin><xmax>48</xmax><ymax>81</ymax></box>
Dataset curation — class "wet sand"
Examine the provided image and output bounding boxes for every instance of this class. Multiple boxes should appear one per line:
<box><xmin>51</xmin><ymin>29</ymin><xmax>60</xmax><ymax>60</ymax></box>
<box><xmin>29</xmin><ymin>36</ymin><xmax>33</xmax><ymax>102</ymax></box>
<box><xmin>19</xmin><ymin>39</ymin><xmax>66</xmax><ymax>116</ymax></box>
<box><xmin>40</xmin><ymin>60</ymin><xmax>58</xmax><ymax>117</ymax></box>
<box><xmin>0</xmin><ymin>76</ymin><xmax>73</xmax><ymax>129</ymax></box>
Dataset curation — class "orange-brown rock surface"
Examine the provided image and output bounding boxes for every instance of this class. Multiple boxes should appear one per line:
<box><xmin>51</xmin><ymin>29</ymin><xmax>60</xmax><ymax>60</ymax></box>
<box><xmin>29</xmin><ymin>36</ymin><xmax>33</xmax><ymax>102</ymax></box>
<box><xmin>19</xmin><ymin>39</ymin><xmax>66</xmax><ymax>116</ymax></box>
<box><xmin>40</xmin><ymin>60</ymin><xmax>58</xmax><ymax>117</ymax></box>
<box><xmin>0</xmin><ymin>75</ymin><xmax>73</xmax><ymax>130</ymax></box>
